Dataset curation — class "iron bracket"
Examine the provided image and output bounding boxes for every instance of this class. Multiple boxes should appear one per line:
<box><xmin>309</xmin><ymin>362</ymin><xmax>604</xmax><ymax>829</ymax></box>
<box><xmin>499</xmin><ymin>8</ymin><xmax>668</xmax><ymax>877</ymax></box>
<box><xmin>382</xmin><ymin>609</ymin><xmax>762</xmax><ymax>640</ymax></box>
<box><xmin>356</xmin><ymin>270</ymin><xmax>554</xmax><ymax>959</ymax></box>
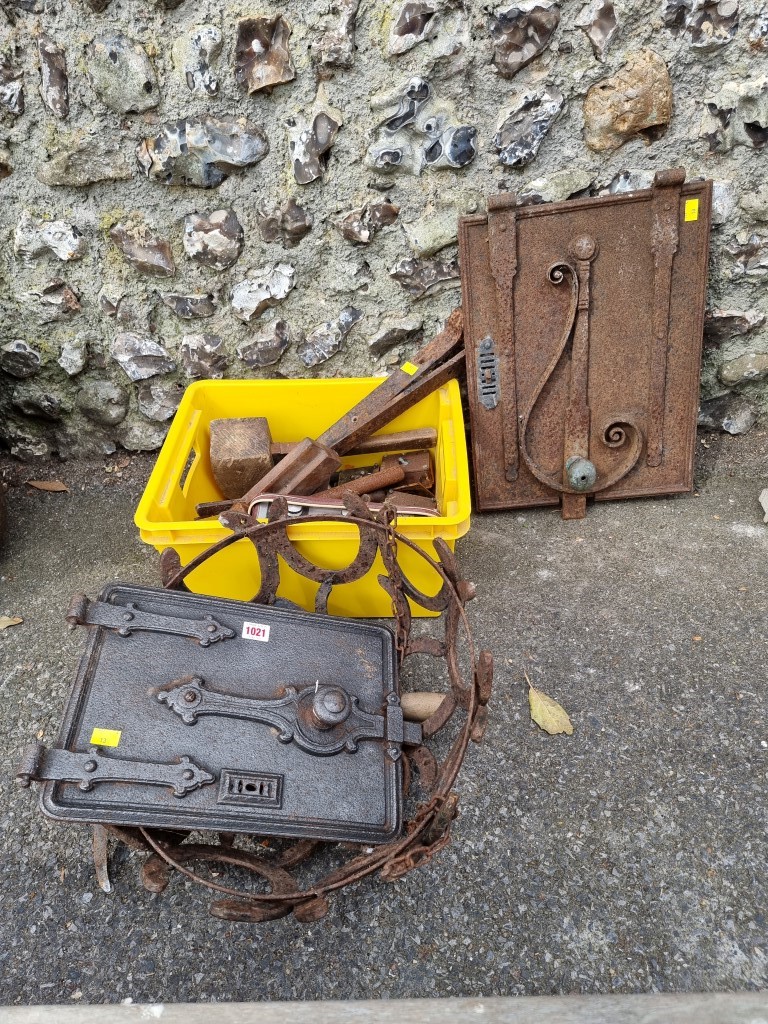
<box><xmin>16</xmin><ymin>740</ymin><xmax>214</xmax><ymax>797</ymax></box>
<box><xmin>67</xmin><ymin>594</ymin><xmax>235</xmax><ymax>647</ymax></box>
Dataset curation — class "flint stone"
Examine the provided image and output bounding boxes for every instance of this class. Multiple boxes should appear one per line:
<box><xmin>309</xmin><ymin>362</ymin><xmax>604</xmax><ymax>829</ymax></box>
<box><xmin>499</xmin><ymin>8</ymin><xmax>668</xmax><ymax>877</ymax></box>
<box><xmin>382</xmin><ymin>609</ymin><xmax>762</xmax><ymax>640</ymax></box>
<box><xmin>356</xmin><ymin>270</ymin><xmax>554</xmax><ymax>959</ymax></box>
<box><xmin>160</xmin><ymin>292</ymin><xmax>218</xmax><ymax>319</ymax></box>
<box><xmin>237</xmin><ymin>320</ymin><xmax>296</xmax><ymax>368</ymax></box>
<box><xmin>719</xmin><ymin>352</ymin><xmax>768</xmax><ymax>385</ymax></box>
<box><xmin>109</xmin><ymin>222</ymin><xmax>176</xmax><ymax>277</ymax></box>
<box><xmin>76</xmin><ymin>379</ymin><xmax>129</xmax><ymax>425</ymax></box>
<box><xmin>368</xmin><ymin>315</ymin><xmax>423</xmax><ymax>356</ymax></box>
<box><xmin>11</xmin><ymin>386</ymin><xmax>64</xmax><ymax>421</ymax></box>
<box><xmin>390</xmin><ymin>256</ymin><xmax>460</xmax><ymax>298</ymax></box>
<box><xmin>231</xmin><ymin>264</ymin><xmax>295</xmax><ymax>322</ymax></box>
<box><xmin>0</xmin><ymin>54</ymin><xmax>24</xmax><ymax>117</ymax></box>
<box><xmin>336</xmin><ymin>202</ymin><xmax>399</xmax><ymax>245</ymax></box>
<box><xmin>313</xmin><ymin>0</ymin><xmax>359</xmax><ymax>73</ymax></box>
<box><xmin>38</xmin><ymin>36</ymin><xmax>68</xmax><ymax>119</ymax></box>
<box><xmin>739</xmin><ymin>182</ymin><xmax>768</xmax><ymax>221</ymax></box>
<box><xmin>98</xmin><ymin>289</ymin><xmax>154</xmax><ymax>330</ymax></box>
<box><xmin>495</xmin><ymin>87</ymin><xmax>565</xmax><ymax>167</ymax></box>
<box><xmin>367</xmin><ymin>77</ymin><xmax>476</xmax><ymax>175</ymax></box>
<box><xmin>402</xmin><ymin>206</ymin><xmax>458</xmax><ymax>255</ymax></box>
<box><xmin>14</xmin><ymin>210</ymin><xmax>87</xmax><ymax>262</ymax></box>
<box><xmin>10</xmin><ymin>435</ymin><xmax>49</xmax><ymax>459</ymax></box>
<box><xmin>137</xmin><ymin>116</ymin><xmax>269</xmax><ymax>188</ymax></box>
<box><xmin>698</xmin><ymin>393</ymin><xmax>757</xmax><ymax>435</ymax></box>
<box><xmin>423</xmin><ymin>123</ymin><xmax>477</xmax><ymax>169</ymax></box>
<box><xmin>749</xmin><ymin>8</ymin><xmax>768</xmax><ymax>46</ymax></box>
<box><xmin>235</xmin><ymin>15</ymin><xmax>295</xmax><ymax>94</ymax></box>
<box><xmin>37</xmin><ymin>139</ymin><xmax>133</xmax><ymax>187</ymax></box>
<box><xmin>389</xmin><ymin>1</ymin><xmax>439</xmax><ymax>55</ymax></box>
<box><xmin>760</xmin><ymin>488</ymin><xmax>768</xmax><ymax>524</ymax></box>
<box><xmin>112</xmin><ymin>332</ymin><xmax>176</xmax><ymax>381</ymax></box>
<box><xmin>663</xmin><ymin>0</ymin><xmax>739</xmax><ymax>51</ymax></box>
<box><xmin>87</xmin><ymin>34</ymin><xmax>159</xmax><ymax>114</ymax></box>
<box><xmin>289</xmin><ymin>89</ymin><xmax>343</xmax><ymax>185</ymax></box>
<box><xmin>298</xmin><ymin>307</ymin><xmax>363</xmax><ymax>368</ymax></box>
<box><xmin>701</xmin><ymin>78</ymin><xmax>768</xmax><ymax>153</ymax></box>
<box><xmin>519</xmin><ymin>167</ymin><xmax>594</xmax><ymax>204</ymax></box>
<box><xmin>32</xmin><ymin>279</ymin><xmax>81</xmax><ymax>322</ymax></box>
<box><xmin>181</xmin><ymin>333</ymin><xmax>227</xmax><ymax>378</ymax></box>
<box><xmin>0</xmin><ymin>148</ymin><xmax>11</xmax><ymax>179</ymax></box>
<box><xmin>137</xmin><ymin>380</ymin><xmax>184</xmax><ymax>422</ymax></box>
<box><xmin>58</xmin><ymin>332</ymin><xmax>89</xmax><ymax>375</ymax></box>
<box><xmin>704</xmin><ymin>308</ymin><xmax>766</xmax><ymax>344</ymax></box>
<box><xmin>173</xmin><ymin>25</ymin><xmax>222</xmax><ymax>96</ymax></box>
<box><xmin>0</xmin><ymin>340</ymin><xmax>41</xmax><ymax>378</ymax></box>
<box><xmin>257</xmin><ymin>199</ymin><xmax>313</xmax><ymax>248</ymax></box>
<box><xmin>490</xmin><ymin>1</ymin><xmax>561</xmax><ymax>78</ymax></box>
<box><xmin>119</xmin><ymin>422</ymin><xmax>168</xmax><ymax>452</ymax></box>
<box><xmin>183</xmin><ymin>209</ymin><xmax>244</xmax><ymax>270</ymax></box>
<box><xmin>728</xmin><ymin>234</ymin><xmax>768</xmax><ymax>276</ymax></box>
<box><xmin>584</xmin><ymin>50</ymin><xmax>672</xmax><ymax>153</ymax></box>
<box><xmin>599</xmin><ymin>167</ymin><xmax>655</xmax><ymax>194</ymax></box>
<box><xmin>575</xmin><ymin>0</ymin><xmax>618</xmax><ymax>58</ymax></box>
<box><xmin>711</xmin><ymin>180</ymin><xmax>736</xmax><ymax>225</ymax></box>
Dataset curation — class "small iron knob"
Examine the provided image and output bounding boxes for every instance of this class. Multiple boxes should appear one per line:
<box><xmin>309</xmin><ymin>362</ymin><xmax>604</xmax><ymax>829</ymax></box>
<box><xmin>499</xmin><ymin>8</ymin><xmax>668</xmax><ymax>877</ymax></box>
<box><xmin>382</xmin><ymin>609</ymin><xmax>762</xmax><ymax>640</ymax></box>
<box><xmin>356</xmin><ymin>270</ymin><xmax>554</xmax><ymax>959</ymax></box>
<box><xmin>565</xmin><ymin>456</ymin><xmax>597</xmax><ymax>492</ymax></box>
<box><xmin>310</xmin><ymin>685</ymin><xmax>351</xmax><ymax>730</ymax></box>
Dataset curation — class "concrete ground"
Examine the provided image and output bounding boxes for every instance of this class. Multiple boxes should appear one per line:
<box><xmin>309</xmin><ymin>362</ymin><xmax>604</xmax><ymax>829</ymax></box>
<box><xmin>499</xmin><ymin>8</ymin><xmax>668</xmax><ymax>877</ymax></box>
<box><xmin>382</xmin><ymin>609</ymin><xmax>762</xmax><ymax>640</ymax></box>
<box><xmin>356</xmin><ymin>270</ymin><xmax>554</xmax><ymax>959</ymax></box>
<box><xmin>0</xmin><ymin>431</ymin><xmax>766</xmax><ymax>1006</ymax></box>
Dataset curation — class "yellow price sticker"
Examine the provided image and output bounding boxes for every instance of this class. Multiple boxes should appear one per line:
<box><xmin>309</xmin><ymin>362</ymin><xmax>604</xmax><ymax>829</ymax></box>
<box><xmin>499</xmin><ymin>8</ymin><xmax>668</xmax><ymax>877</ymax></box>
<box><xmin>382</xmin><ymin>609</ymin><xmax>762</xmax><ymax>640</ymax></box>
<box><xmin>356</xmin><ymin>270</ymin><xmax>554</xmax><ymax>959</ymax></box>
<box><xmin>90</xmin><ymin>727</ymin><xmax>122</xmax><ymax>747</ymax></box>
<box><xmin>401</xmin><ymin>361</ymin><xmax>418</xmax><ymax>376</ymax></box>
<box><xmin>684</xmin><ymin>198</ymin><xmax>699</xmax><ymax>222</ymax></box>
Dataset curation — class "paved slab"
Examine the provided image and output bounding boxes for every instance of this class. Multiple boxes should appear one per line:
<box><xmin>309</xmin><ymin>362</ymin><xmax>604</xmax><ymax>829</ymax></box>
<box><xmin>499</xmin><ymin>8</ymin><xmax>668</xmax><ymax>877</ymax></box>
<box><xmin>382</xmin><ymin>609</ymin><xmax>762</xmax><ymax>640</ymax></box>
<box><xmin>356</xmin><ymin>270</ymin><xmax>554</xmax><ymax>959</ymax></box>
<box><xmin>0</xmin><ymin>431</ymin><xmax>766</xmax><ymax>1006</ymax></box>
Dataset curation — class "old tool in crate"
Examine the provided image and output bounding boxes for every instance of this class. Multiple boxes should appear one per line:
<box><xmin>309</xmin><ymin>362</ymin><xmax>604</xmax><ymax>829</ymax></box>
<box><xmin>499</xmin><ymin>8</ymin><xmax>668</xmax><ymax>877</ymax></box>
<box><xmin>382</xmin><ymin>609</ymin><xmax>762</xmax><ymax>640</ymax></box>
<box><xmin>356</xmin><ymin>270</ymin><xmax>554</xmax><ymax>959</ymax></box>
<box><xmin>460</xmin><ymin>168</ymin><xmax>712</xmax><ymax>519</ymax></box>
<box><xmin>196</xmin><ymin>308</ymin><xmax>464</xmax><ymax>517</ymax></box>
<box><xmin>17</xmin><ymin>497</ymin><xmax>492</xmax><ymax>923</ymax></box>
<box><xmin>209</xmin><ymin>417</ymin><xmax>438</xmax><ymax>500</ymax></box>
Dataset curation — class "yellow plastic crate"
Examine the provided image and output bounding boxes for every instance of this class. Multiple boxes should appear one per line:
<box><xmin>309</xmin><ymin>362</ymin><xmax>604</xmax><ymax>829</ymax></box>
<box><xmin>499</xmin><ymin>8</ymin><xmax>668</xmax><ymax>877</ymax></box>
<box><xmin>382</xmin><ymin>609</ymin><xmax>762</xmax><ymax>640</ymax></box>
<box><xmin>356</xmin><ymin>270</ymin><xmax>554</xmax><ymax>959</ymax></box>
<box><xmin>134</xmin><ymin>377</ymin><xmax>471</xmax><ymax>617</ymax></box>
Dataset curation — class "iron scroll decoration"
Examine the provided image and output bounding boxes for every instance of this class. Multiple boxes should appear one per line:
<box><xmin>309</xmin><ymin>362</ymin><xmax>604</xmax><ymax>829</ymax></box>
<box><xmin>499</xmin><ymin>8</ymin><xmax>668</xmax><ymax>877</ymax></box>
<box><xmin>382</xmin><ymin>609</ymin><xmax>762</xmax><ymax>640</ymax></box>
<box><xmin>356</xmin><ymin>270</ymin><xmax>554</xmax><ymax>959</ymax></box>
<box><xmin>95</xmin><ymin>494</ymin><xmax>492</xmax><ymax>924</ymax></box>
<box><xmin>519</xmin><ymin>234</ymin><xmax>644</xmax><ymax>497</ymax></box>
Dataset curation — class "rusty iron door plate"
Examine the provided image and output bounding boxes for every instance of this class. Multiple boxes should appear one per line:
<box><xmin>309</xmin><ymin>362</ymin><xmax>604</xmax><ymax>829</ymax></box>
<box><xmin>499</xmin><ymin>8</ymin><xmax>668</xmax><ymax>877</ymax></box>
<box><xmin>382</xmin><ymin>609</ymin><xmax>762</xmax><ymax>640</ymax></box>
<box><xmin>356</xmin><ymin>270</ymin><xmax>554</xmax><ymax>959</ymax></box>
<box><xmin>26</xmin><ymin>584</ymin><xmax>411</xmax><ymax>845</ymax></box>
<box><xmin>459</xmin><ymin>169</ymin><xmax>712</xmax><ymax>519</ymax></box>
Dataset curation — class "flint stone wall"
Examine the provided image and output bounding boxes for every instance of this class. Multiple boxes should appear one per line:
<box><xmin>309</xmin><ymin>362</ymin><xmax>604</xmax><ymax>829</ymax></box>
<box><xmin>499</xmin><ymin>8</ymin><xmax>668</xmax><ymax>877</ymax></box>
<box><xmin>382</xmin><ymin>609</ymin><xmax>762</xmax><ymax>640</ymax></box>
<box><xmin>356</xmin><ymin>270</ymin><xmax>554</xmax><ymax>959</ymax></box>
<box><xmin>0</xmin><ymin>0</ymin><xmax>767</xmax><ymax>459</ymax></box>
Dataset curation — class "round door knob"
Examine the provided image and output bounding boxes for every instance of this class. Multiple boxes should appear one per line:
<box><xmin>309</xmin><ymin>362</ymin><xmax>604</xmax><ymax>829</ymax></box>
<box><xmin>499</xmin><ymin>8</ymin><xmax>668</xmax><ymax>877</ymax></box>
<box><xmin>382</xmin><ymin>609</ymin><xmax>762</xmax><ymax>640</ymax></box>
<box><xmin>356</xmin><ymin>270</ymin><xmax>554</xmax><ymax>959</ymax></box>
<box><xmin>565</xmin><ymin>456</ymin><xmax>597</xmax><ymax>492</ymax></box>
<box><xmin>310</xmin><ymin>685</ymin><xmax>351</xmax><ymax>729</ymax></box>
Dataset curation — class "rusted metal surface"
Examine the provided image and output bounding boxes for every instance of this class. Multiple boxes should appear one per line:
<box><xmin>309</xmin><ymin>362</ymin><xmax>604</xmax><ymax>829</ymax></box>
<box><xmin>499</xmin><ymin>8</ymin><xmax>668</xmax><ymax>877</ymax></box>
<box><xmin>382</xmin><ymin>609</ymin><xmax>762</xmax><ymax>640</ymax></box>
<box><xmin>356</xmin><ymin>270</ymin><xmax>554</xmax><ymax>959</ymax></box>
<box><xmin>19</xmin><ymin>497</ymin><xmax>491</xmax><ymax>923</ymax></box>
<box><xmin>460</xmin><ymin>170</ymin><xmax>712</xmax><ymax>519</ymax></box>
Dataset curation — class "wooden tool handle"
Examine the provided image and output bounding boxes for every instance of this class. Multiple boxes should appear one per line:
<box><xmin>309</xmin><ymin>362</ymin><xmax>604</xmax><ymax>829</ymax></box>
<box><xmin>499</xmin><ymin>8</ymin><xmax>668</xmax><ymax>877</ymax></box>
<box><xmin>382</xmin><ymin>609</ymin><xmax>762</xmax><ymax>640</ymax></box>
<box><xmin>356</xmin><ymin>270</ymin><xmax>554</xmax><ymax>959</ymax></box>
<box><xmin>269</xmin><ymin>427</ymin><xmax>438</xmax><ymax>458</ymax></box>
<box><xmin>401</xmin><ymin>692</ymin><xmax>444</xmax><ymax>722</ymax></box>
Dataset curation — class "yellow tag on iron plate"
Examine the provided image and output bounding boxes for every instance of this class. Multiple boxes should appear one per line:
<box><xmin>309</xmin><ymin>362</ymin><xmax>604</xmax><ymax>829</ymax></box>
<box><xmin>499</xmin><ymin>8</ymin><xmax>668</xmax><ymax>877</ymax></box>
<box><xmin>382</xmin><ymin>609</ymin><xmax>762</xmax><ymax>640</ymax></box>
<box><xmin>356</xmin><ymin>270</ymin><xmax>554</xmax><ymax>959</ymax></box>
<box><xmin>401</xmin><ymin>361</ymin><xmax>418</xmax><ymax>375</ymax></box>
<box><xmin>90</xmin><ymin>727</ymin><xmax>121</xmax><ymax>747</ymax></box>
<box><xmin>684</xmin><ymin>198</ymin><xmax>699</xmax><ymax>222</ymax></box>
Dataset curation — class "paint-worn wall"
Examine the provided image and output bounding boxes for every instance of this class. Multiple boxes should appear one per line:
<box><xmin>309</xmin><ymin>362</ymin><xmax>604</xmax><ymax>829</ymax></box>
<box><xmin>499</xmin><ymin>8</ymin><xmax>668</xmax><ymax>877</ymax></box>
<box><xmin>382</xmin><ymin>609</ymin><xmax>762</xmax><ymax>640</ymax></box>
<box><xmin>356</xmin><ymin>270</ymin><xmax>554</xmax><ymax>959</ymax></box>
<box><xmin>0</xmin><ymin>0</ymin><xmax>766</xmax><ymax>459</ymax></box>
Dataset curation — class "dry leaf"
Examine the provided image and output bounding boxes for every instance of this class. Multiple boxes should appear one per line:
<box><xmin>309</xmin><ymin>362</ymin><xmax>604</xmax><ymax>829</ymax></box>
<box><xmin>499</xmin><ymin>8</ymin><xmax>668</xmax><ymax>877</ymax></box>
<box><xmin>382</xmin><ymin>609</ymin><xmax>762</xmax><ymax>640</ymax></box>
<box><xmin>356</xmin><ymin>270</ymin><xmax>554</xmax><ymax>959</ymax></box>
<box><xmin>27</xmin><ymin>480</ymin><xmax>69</xmax><ymax>493</ymax></box>
<box><xmin>0</xmin><ymin>615</ymin><xmax>22</xmax><ymax>630</ymax></box>
<box><xmin>526</xmin><ymin>673</ymin><xmax>573</xmax><ymax>736</ymax></box>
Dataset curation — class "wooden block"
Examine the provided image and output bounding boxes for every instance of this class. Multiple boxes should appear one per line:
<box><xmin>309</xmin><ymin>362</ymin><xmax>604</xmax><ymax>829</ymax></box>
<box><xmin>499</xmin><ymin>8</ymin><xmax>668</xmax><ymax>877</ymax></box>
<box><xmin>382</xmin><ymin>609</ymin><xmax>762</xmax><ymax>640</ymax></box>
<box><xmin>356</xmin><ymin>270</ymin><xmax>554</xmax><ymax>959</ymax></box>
<box><xmin>234</xmin><ymin>437</ymin><xmax>342</xmax><ymax>509</ymax></box>
<box><xmin>209</xmin><ymin>418</ymin><xmax>273</xmax><ymax>499</ymax></box>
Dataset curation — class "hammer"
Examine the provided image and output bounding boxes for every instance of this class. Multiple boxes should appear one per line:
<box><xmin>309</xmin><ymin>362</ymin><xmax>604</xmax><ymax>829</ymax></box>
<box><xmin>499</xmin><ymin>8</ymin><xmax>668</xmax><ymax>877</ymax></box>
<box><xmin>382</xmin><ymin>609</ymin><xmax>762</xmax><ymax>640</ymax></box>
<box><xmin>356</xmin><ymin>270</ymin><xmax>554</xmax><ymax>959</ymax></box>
<box><xmin>209</xmin><ymin>418</ymin><xmax>438</xmax><ymax>501</ymax></box>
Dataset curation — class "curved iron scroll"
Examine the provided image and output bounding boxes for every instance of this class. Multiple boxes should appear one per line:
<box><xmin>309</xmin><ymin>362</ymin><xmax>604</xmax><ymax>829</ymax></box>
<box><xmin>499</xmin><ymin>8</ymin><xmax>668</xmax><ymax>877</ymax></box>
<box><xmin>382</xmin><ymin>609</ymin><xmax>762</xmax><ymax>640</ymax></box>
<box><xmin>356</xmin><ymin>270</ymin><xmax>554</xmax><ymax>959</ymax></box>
<box><xmin>519</xmin><ymin>237</ymin><xmax>644</xmax><ymax>496</ymax></box>
<box><xmin>102</xmin><ymin>495</ymin><xmax>493</xmax><ymax>924</ymax></box>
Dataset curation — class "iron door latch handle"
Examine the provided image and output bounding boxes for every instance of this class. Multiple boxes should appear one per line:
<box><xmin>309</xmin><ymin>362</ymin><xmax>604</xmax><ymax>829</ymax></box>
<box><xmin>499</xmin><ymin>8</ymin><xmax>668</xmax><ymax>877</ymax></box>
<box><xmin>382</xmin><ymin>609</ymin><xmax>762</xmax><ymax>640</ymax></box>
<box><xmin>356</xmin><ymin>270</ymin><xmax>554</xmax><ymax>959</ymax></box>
<box><xmin>152</xmin><ymin>676</ymin><xmax>422</xmax><ymax>758</ymax></box>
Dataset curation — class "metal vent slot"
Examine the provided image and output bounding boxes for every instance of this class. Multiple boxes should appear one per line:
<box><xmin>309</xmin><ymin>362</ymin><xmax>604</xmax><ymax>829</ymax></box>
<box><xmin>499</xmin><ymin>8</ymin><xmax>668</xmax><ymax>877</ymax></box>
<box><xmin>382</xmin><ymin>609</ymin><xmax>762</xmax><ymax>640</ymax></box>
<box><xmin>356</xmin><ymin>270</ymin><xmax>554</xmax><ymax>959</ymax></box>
<box><xmin>217</xmin><ymin>770</ymin><xmax>283</xmax><ymax>809</ymax></box>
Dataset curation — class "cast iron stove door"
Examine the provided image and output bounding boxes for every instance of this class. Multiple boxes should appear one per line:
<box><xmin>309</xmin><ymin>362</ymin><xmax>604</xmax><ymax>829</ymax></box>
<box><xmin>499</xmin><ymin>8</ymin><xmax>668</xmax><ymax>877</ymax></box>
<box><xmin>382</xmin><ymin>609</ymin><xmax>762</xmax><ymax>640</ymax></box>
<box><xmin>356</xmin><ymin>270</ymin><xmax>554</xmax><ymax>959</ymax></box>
<box><xmin>31</xmin><ymin>585</ymin><xmax>411</xmax><ymax>844</ymax></box>
<box><xmin>459</xmin><ymin>169</ymin><xmax>712</xmax><ymax>518</ymax></box>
